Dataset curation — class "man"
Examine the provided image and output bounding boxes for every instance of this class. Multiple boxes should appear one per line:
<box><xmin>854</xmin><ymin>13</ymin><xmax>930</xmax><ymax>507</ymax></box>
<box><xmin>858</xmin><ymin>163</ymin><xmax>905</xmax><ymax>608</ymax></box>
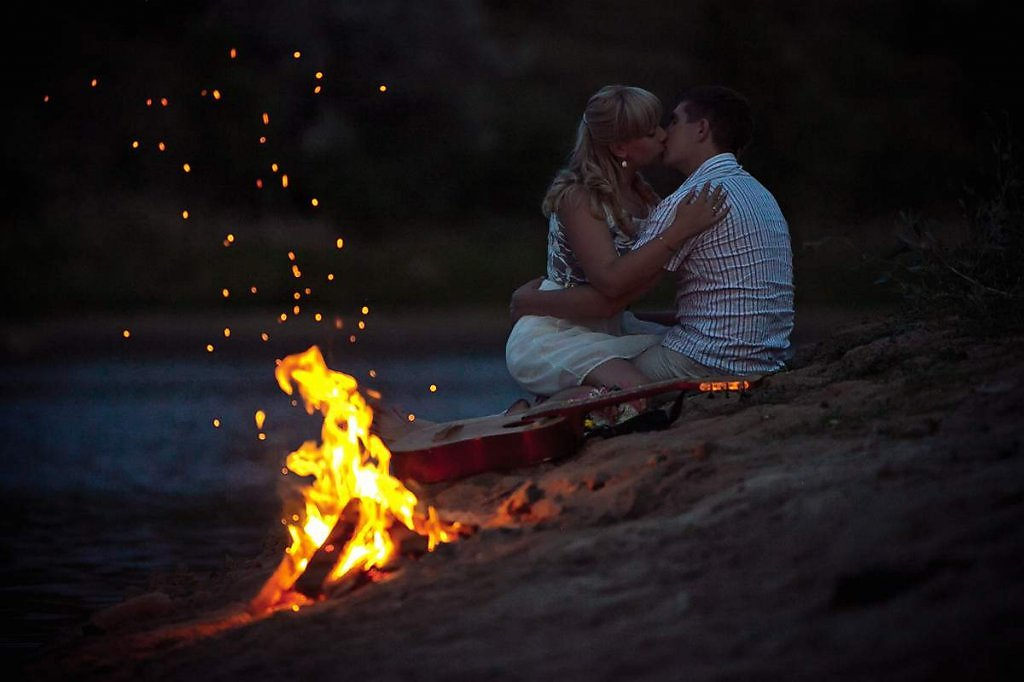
<box><xmin>512</xmin><ymin>85</ymin><xmax>794</xmax><ymax>380</ymax></box>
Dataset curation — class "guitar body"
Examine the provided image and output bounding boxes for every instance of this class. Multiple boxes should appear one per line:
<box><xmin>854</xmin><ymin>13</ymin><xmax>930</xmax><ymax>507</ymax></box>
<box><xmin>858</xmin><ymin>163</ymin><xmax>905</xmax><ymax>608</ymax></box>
<box><xmin>389</xmin><ymin>413</ymin><xmax>581</xmax><ymax>483</ymax></box>
<box><xmin>388</xmin><ymin>375</ymin><xmax>760</xmax><ymax>483</ymax></box>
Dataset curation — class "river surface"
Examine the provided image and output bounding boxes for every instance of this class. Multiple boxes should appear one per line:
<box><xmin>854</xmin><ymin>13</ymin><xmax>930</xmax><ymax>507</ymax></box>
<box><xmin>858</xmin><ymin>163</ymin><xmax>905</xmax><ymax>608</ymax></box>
<box><xmin>0</xmin><ymin>348</ymin><xmax>525</xmax><ymax>666</ymax></box>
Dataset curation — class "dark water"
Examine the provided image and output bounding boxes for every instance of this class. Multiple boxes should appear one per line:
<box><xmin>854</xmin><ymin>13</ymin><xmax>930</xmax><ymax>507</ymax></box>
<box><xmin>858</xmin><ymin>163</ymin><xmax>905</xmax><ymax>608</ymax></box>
<box><xmin>0</xmin><ymin>351</ymin><xmax>524</xmax><ymax>666</ymax></box>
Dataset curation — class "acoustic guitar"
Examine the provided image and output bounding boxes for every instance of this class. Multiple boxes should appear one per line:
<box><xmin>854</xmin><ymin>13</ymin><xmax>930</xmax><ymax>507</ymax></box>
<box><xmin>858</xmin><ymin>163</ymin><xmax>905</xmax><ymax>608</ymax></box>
<box><xmin>387</xmin><ymin>375</ymin><xmax>759</xmax><ymax>483</ymax></box>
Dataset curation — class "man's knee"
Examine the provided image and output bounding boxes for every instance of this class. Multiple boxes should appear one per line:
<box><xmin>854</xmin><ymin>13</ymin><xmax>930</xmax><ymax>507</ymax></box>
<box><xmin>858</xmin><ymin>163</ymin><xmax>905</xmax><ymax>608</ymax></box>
<box><xmin>636</xmin><ymin>346</ymin><xmax>706</xmax><ymax>380</ymax></box>
<box><xmin>635</xmin><ymin>346</ymin><xmax>675</xmax><ymax>381</ymax></box>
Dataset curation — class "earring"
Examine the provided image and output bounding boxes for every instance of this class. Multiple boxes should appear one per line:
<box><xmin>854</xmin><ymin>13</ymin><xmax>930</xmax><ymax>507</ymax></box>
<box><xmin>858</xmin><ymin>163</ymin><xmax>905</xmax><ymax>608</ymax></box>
<box><xmin>620</xmin><ymin>159</ymin><xmax>628</xmax><ymax>168</ymax></box>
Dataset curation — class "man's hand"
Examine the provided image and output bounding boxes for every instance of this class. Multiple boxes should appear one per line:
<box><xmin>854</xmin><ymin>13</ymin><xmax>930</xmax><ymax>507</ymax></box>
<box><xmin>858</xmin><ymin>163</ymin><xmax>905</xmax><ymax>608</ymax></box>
<box><xmin>509</xmin><ymin>276</ymin><xmax>545</xmax><ymax>321</ymax></box>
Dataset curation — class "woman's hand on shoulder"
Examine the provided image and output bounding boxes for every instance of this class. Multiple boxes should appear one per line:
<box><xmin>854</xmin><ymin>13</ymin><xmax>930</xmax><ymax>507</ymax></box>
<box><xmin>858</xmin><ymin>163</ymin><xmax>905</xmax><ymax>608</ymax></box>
<box><xmin>664</xmin><ymin>182</ymin><xmax>730</xmax><ymax>248</ymax></box>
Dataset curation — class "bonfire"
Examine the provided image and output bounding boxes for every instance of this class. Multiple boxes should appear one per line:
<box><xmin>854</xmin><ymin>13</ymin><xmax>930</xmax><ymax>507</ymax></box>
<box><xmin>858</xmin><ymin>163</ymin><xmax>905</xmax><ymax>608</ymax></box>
<box><xmin>249</xmin><ymin>346</ymin><xmax>463</xmax><ymax>613</ymax></box>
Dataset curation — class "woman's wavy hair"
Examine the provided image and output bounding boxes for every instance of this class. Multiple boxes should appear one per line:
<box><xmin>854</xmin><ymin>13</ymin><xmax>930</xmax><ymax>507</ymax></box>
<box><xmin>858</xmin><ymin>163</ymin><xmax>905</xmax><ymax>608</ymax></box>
<box><xmin>542</xmin><ymin>85</ymin><xmax>662</xmax><ymax>229</ymax></box>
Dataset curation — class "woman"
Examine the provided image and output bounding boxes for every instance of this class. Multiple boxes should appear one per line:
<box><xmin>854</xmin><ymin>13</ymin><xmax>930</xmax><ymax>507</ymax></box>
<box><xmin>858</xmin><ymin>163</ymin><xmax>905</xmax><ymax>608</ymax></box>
<box><xmin>505</xmin><ymin>85</ymin><xmax>727</xmax><ymax>400</ymax></box>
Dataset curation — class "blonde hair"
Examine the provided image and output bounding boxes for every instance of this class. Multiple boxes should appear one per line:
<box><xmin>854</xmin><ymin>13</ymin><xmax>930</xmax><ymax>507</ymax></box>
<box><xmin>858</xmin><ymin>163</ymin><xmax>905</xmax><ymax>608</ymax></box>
<box><xmin>542</xmin><ymin>85</ymin><xmax>662</xmax><ymax>229</ymax></box>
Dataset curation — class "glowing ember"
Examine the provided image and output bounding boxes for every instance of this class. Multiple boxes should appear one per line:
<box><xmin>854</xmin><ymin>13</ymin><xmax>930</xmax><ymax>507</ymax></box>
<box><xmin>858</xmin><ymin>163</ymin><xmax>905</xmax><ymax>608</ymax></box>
<box><xmin>249</xmin><ymin>346</ymin><xmax>461</xmax><ymax>613</ymax></box>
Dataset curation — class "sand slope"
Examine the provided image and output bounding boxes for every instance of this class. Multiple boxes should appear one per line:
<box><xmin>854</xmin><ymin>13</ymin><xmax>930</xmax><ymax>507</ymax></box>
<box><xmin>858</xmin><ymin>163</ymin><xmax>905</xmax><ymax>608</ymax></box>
<box><xmin>29</xmin><ymin>317</ymin><xmax>1024</xmax><ymax>681</ymax></box>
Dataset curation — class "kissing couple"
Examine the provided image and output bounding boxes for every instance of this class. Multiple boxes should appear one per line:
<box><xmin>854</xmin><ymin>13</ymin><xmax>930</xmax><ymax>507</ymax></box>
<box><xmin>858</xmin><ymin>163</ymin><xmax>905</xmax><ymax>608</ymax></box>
<box><xmin>505</xmin><ymin>84</ymin><xmax>794</xmax><ymax>422</ymax></box>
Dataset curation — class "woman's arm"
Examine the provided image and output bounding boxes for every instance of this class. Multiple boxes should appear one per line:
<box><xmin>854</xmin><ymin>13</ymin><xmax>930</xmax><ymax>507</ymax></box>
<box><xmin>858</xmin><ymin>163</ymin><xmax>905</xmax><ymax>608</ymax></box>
<box><xmin>561</xmin><ymin>183</ymin><xmax>727</xmax><ymax>299</ymax></box>
<box><xmin>509</xmin><ymin>269</ymin><xmax>663</xmax><ymax>322</ymax></box>
<box><xmin>509</xmin><ymin>278</ymin><xmax>624</xmax><ymax>320</ymax></box>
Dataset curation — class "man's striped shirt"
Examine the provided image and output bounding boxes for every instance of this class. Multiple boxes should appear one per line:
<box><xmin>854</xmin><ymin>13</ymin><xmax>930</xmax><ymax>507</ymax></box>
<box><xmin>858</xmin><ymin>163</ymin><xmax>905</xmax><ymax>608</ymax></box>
<box><xmin>634</xmin><ymin>153</ymin><xmax>794</xmax><ymax>375</ymax></box>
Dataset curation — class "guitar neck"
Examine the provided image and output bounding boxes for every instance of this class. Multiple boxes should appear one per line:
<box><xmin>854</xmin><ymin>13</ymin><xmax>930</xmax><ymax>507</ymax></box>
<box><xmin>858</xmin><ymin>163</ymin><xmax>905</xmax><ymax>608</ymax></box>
<box><xmin>526</xmin><ymin>375</ymin><xmax>761</xmax><ymax>420</ymax></box>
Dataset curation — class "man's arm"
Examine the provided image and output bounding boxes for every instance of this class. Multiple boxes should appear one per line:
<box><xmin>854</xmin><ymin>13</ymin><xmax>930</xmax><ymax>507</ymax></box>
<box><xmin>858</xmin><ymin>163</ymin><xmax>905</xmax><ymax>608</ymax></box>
<box><xmin>628</xmin><ymin>309</ymin><xmax>678</xmax><ymax>326</ymax></box>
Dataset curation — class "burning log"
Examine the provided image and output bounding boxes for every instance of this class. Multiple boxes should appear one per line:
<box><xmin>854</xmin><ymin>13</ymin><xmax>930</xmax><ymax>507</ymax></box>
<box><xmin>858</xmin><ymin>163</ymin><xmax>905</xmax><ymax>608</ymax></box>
<box><xmin>293</xmin><ymin>499</ymin><xmax>360</xmax><ymax>598</ymax></box>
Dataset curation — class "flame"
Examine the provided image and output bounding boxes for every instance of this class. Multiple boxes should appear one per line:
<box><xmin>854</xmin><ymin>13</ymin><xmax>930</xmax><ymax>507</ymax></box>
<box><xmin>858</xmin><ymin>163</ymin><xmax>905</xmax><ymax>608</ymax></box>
<box><xmin>250</xmin><ymin>346</ymin><xmax>460</xmax><ymax>613</ymax></box>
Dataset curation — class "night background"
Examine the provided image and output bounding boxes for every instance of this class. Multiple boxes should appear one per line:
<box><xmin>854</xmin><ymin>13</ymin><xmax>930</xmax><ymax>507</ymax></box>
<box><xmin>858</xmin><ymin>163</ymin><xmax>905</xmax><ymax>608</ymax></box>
<box><xmin>3</xmin><ymin>1</ymin><xmax>1023</xmax><ymax>679</ymax></box>
<box><xmin>3</xmin><ymin>0</ymin><xmax>1019</xmax><ymax>316</ymax></box>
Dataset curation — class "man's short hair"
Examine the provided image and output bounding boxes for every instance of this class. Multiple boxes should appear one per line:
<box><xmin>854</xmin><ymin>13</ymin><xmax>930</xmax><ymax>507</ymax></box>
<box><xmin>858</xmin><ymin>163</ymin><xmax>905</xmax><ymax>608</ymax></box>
<box><xmin>679</xmin><ymin>86</ymin><xmax>754</xmax><ymax>157</ymax></box>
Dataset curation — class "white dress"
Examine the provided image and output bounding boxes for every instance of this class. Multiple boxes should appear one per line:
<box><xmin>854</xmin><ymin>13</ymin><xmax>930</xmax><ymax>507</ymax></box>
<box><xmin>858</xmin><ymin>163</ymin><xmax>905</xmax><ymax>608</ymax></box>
<box><xmin>505</xmin><ymin>208</ymin><xmax>667</xmax><ymax>397</ymax></box>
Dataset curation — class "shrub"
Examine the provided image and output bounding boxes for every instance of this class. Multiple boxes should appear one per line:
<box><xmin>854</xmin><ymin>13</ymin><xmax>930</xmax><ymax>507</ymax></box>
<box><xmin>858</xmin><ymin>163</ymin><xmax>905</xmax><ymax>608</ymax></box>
<box><xmin>878</xmin><ymin>119</ymin><xmax>1023</xmax><ymax>330</ymax></box>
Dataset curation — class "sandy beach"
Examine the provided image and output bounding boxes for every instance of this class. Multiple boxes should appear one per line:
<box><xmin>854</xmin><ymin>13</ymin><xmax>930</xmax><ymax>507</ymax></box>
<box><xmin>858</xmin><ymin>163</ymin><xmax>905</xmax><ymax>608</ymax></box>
<box><xmin>17</xmin><ymin>309</ymin><xmax>1024</xmax><ymax>681</ymax></box>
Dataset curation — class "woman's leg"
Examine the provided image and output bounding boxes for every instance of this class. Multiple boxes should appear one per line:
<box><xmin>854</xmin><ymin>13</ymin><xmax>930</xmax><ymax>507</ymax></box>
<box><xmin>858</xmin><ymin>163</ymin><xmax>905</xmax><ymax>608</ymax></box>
<box><xmin>583</xmin><ymin>357</ymin><xmax>652</xmax><ymax>390</ymax></box>
<box><xmin>582</xmin><ymin>358</ymin><xmax>652</xmax><ymax>416</ymax></box>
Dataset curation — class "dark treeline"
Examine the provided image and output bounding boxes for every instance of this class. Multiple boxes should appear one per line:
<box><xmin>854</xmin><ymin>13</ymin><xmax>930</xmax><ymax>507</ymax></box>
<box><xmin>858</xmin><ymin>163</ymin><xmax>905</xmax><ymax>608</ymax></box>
<box><xmin>2</xmin><ymin>0</ymin><xmax>1016</xmax><ymax>313</ymax></box>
